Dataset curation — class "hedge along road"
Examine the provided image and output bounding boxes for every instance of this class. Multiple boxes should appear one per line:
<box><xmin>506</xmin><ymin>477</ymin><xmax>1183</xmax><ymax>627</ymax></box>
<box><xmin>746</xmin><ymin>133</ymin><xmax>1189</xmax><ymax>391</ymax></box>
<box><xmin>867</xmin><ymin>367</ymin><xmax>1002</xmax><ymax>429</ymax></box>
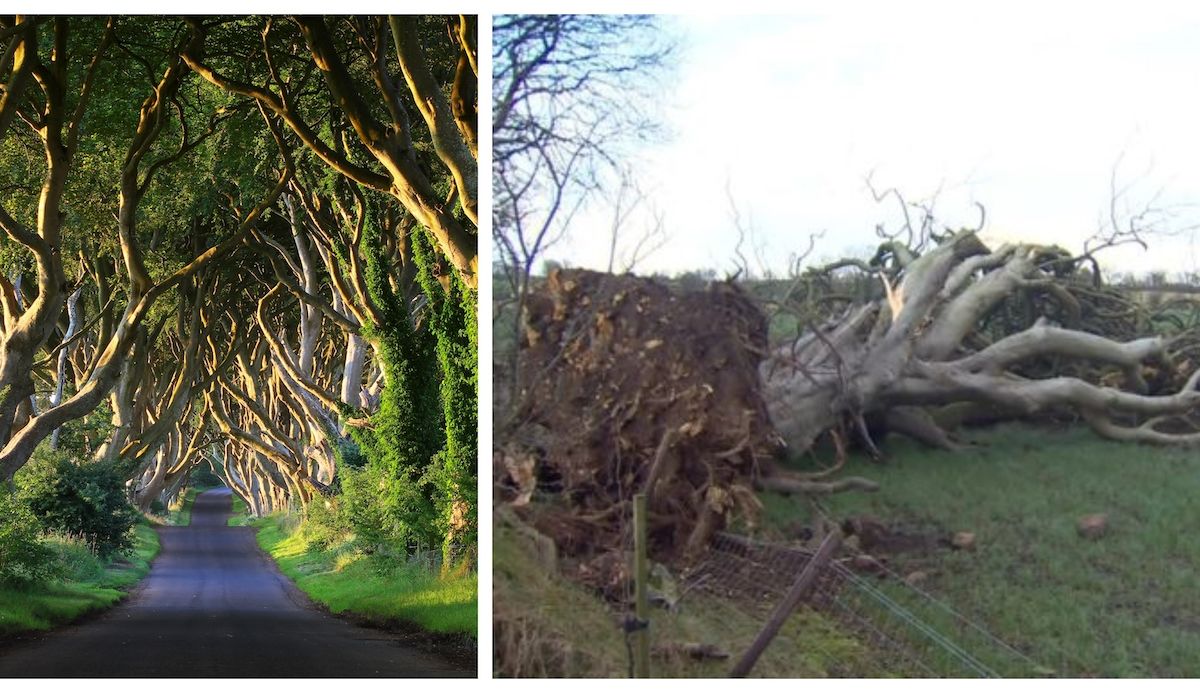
<box><xmin>0</xmin><ymin>489</ymin><xmax>469</xmax><ymax>677</ymax></box>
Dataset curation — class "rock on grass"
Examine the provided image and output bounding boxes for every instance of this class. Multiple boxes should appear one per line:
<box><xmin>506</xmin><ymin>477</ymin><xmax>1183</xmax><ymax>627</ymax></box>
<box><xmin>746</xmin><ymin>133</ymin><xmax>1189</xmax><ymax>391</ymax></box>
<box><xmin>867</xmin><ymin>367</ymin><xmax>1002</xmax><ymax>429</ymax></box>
<box><xmin>1077</xmin><ymin>513</ymin><xmax>1108</xmax><ymax>540</ymax></box>
<box><xmin>950</xmin><ymin>531</ymin><xmax>977</xmax><ymax>551</ymax></box>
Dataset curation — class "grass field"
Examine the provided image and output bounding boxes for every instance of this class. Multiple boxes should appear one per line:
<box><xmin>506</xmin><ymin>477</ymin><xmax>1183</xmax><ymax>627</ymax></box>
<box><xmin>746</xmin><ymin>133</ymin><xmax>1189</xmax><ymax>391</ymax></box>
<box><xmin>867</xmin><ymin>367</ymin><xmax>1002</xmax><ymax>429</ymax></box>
<box><xmin>760</xmin><ymin>423</ymin><xmax>1200</xmax><ymax>677</ymax></box>
<box><xmin>0</xmin><ymin>522</ymin><xmax>160</xmax><ymax>637</ymax></box>
<box><xmin>494</xmin><ymin>422</ymin><xmax>1200</xmax><ymax>677</ymax></box>
<box><xmin>251</xmin><ymin>513</ymin><xmax>477</xmax><ymax>638</ymax></box>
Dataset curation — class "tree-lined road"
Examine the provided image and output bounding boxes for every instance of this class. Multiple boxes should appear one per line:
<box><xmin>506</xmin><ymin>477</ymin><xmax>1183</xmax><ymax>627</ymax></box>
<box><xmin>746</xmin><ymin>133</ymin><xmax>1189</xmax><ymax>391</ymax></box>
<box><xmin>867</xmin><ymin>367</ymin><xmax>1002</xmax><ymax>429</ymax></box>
<box><xmin>0</xmin><ymin>489</ymin><xmax>468</xmax><ymax>677</ymax></box>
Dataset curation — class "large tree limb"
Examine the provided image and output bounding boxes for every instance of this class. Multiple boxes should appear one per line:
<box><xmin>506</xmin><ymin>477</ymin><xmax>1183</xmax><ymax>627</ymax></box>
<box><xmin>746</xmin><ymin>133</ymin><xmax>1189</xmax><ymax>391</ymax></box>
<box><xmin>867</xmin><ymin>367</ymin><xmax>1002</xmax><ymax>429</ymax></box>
<box><xmin>953</xmin><ymin>325</ymin><xmax>1165</xmax><ymax>376</ymax></box>
<box><xmin>389</xmin><ymin>15</ymin><xmax>478</xmax><ymax>225</ymax></box>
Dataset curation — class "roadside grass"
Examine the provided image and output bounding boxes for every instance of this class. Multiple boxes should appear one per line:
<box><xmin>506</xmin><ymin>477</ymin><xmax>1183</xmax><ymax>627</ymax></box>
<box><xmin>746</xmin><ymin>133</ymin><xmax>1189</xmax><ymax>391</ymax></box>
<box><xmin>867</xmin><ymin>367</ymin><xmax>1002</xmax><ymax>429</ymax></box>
<box><xmin>251</xmin><ymin>513</ymin><xmax>477</xmax><ymax>638</ymax></box>
<box><xmin>492</xmin><ymin>516</ymin><xmax>881</xmax><ymax>678</ymax></box>
<box><xmin>759</xmin><ymin>423</ymin><xmax>1200</xmax><ymax>677</ymax></box>
<box><xmin>226</xmin><ymin>494</ymin><xmax>253</xmax><ymax>527</ymax></box>
<box><xmin>144</xmin><ymin>487</ymin><xmax>202</xmax><ymax>527</ymax></box>
<box><xmin>165</xmin><ymin>487</ymin><xmax>202</xmax><ymax>526</ymax></box>
<box><xmin>0</xmin><ymin>522</ymin><xmax>159</xmax><ymax>637</ymax></box>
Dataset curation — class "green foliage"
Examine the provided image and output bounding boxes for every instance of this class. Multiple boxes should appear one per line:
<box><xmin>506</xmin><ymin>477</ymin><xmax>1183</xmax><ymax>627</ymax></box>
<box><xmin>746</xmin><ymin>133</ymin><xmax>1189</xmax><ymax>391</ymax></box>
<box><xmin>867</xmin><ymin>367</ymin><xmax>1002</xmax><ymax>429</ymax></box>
<box><xmin>189</xmin><ymin>463</ymin><xmax>222</xmax><ymax>489</ymax></box>
<box><xmin>16</xmin><ymin>450</ymin><xmax>140</xmax><ymax>557</ymax></box>
<box><xmin>0</xmin><ymin>523</ymin><xmax>159</xmax><ymax>636</ymax></box>
<box><xmin>50</xmin><ymin>399</ymin><xmax>114</xmax><ymax>461</ymax></box>
<box><xmin>254</xmin><ymin>511</ymin><xmax>477</xmax><ymax>637</ymax></box>
<box><xmin>344</xmin><ymin>202</ymin><xmax>443</xmax><ymax>547</ymax></box>
<box><xmin>338</xmin><ymin>460</ymin><xmax>401</xmax><ymax>546</ymax></box>
<box><xmin>46</xmin><ymin>536</ymin><xmax>108</xmax><ymax>585</ymax></box>
<box><xmin>299</xmin><ymin>496</ymin><xmax>348</xmax><ymax>551</ymax></box>
<box><xmin>412</xmin><ymin>225</ymin><xmax>478</xmax><ymax>558</ymax></box>
<box><xmin>334</xmin><ymin>212</ymin><xmax>479</xmax><ymax>561</ymax></box>
<box><xmin>331</xmin><ymin>435</ymin><xmax>367</xmax><ymax>471</ymax></box>
<box><xmin>0</xmin><ymin>490</ymin><xmax>59</xmax><ymax>587</ymax></box>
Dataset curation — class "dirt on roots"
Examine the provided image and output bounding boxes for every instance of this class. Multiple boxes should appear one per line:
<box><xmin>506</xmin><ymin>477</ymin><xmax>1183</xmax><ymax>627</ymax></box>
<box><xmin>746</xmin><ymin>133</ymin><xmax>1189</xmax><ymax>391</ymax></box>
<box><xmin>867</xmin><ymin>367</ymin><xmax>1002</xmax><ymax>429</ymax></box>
<box><xmin>497</xmin><ymin>269</ymin><xmax>786</xmax><ymax>594</ymax></box>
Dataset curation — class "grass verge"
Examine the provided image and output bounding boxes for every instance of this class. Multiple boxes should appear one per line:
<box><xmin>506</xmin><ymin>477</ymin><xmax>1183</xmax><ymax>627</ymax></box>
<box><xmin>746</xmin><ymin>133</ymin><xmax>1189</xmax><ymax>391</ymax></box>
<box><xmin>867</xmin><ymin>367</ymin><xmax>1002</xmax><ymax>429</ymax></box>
<box><xmin>761</xmin><ymin>423</ymin><xmax>1200</xmax><ymax>677</ymax></box>
<box><xmin>165</xmin><ymin>487</ymin><xmax>201</xmax><ymax>526</ymax></box>
<box><xmin>0</xmin><ymin>522</ymin><xmax>159</xmax><ymax>637</ymax></box>
<box><xmin>227</xmin><ymin>494</ymin><xmax>253</xmax><ymax>527</ymax></box>
<box><xmin>493</xmin><ymin>512</ymin><xmax>880</xmax><ymax>677</ymax></box>
<box><xmin>251</xmin><ymin>513</ymin><xmax>477</xmax><ymax>640</ymax></box>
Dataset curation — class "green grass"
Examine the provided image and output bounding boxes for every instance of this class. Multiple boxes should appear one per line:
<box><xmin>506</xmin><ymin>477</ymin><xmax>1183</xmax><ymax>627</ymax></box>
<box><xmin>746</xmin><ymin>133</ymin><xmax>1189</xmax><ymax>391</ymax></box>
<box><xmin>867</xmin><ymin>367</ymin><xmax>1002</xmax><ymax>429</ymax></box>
<box><xmin>251</xmin><ymin>513</ymin><xmax>477</xmax><ymax>638</ymax></box>
<box><xmin>760</xmin><ymin>423</ymin><xmax>1200</xmax><ymax>677</ymax></box>
<box><xmin>227</xmin><ymin>494</ymin><xmax>252</xmax><ymax>527</ymax></box>
<box><xmin>164</xmin><ymin>487</ymin><xmax>201</xmax><ymax>526</ymax></box>
<box><xmin>492</xmin><ymin>513</ymin><xmax>882</xmax><ymax>677</ymax></box>
<box><xmin>0</xmin><ymin>522</ymin><xmax>160</xmax><ymax>636</ymax></box>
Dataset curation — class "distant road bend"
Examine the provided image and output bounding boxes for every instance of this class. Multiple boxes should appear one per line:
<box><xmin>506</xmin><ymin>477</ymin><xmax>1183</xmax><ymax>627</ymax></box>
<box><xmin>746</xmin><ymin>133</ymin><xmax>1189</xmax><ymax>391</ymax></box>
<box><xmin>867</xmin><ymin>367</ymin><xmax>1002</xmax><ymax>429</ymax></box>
<box><xmin>0</xmin><ymin>488</ymin><xmax>469</xmax><ymax>677</ymax></box>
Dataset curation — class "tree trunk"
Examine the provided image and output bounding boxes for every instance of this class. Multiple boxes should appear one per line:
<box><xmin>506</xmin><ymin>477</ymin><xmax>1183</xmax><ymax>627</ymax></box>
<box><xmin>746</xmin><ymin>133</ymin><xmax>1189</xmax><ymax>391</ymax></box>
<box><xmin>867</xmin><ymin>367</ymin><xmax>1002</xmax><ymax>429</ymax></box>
<box><xmin>50</xmin><ymin>286</ymin><xmax>84</xmax><ymax>450</ymax></box>
<box><xmin>762</xmin><ymin>232</ymin><xmax>1200</xmax><ymax>457</ymax></box>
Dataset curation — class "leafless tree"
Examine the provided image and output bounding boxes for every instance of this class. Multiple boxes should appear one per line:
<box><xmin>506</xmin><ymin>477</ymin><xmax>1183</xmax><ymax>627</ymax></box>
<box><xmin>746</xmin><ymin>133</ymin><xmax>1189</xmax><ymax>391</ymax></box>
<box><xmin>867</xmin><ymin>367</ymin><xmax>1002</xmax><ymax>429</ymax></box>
<box><xmin>492</xmin><ymin>14</ymin><xmax>675</xmax><ymax>408</ymax></box>
<box><xmin>605</xmin><ymin>168</ymin><xmax>669</xmax><ymax>274</ymax></box>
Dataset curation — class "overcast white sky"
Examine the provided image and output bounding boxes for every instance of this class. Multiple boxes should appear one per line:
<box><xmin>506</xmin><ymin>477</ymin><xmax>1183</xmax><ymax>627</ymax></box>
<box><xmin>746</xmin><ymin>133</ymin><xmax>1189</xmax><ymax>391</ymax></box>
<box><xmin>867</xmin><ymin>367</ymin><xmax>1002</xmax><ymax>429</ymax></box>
<box><xmin>546</xmin><ymin>6</ymin><xmax>1200</xmax><ymax>277</ymax></box>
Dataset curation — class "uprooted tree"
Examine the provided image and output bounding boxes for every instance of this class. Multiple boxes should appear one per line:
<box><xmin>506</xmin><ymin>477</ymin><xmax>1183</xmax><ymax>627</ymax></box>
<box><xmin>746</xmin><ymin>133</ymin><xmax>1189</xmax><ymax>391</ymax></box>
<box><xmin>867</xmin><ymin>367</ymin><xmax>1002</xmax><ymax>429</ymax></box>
<box><xmin>764</xmin><ymin>231</ymin><xmax>1200</xmax><ymax>455</ymax></box>
<box><xmin>498</xmin><ymin>222</ymin><xmax>1200</xmax><ymax>586</ymax></box>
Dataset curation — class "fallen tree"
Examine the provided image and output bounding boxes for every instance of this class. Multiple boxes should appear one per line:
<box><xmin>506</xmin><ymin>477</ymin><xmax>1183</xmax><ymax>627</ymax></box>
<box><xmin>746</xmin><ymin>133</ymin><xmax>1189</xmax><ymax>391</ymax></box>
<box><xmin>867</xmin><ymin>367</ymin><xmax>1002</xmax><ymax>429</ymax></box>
<box><xmin>498</xmin><ymin>229</ymin><xmax>1200</xmax><ymax>586</ymax></box>
<box><xmin>764</xmin><ymin>231</ymin><xmax>1200</xmax><ymax>456</ymax></box>
<box><xmin>500</xmin><ymin>269</ymin><xmax>877</xmax><ymax>591</ymax></box>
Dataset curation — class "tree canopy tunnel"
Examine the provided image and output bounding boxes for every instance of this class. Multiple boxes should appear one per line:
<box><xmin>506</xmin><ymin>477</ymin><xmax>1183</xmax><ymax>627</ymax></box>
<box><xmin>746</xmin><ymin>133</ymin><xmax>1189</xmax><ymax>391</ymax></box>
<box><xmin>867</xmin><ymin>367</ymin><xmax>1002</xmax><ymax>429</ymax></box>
<box><xmin>0</xmin><ymin>15</ymin><xmax>478</xmax><ymax>562</ymax></box>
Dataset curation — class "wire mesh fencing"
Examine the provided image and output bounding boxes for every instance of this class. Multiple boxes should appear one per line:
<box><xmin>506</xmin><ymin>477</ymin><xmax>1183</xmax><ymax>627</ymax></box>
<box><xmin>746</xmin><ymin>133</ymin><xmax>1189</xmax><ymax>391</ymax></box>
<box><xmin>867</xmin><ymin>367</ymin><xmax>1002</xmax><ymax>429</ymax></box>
<box><xmin>685</xmin><ymin>531</ymin><xmax>1063</xmax><ymax>677</ymax></box>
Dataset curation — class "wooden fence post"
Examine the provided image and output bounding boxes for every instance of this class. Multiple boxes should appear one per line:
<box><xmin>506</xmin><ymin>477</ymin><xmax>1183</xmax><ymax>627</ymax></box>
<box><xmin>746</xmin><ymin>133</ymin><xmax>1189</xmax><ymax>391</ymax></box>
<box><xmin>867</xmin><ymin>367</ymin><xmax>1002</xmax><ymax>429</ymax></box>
<box><xmin>729</xmin><ymin>528</ymin><xmax>843</xmax><ymax>678</ymax></box>
<box><xmin>633</xmin><ymin>492</ymin><xmax>651</xmax><ymax>677</ymax></box>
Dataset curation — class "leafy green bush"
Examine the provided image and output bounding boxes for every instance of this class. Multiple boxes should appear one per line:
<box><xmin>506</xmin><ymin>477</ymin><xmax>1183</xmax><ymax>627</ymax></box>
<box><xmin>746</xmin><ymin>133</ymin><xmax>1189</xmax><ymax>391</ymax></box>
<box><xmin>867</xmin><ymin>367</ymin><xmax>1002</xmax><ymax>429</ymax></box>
<box><xmin>148</xmin><ymin>499</ymin><xmax>166</xmax><ymax>515</ymax></box>
<box><xmin>45</xmin><ymin>535</ymin><xmax>106</xmax><ymax>584</ymax></box>
<box><xmin>300</xmin><ymin>496</ymin><xmax>347</xmax><ymax>550</ymax></box>
<box><xmin>0</xmin><ymin>490</ymin><xmax>58</xmax><ymax>587</ymax></box>
<box><xmin>16</xmin><ymin>451</ymin><xmax>139</xmax><ymax>557</ymax></box>
<box><xmin>49</xmin><ymin>399</ymin><xmax>115</xmax><ymax>461</ymax></box>
<box><xmin>338</xmin><ymin>463</ymin><xmax>394</xmax><ymax>546</ymax></box>
<box><xmin>413</xmin><ymin>227</ymin><xmax>478</xmax><ymax>562</ymax></box>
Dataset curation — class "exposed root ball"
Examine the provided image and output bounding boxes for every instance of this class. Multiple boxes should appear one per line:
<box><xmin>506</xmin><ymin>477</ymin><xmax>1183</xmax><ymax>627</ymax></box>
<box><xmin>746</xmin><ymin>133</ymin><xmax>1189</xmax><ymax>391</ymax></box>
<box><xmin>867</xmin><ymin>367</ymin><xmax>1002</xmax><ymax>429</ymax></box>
<box><xmin>511</xmin><ymin>269</ymin><xmax>781</xmax><ymax>575</ymax></box>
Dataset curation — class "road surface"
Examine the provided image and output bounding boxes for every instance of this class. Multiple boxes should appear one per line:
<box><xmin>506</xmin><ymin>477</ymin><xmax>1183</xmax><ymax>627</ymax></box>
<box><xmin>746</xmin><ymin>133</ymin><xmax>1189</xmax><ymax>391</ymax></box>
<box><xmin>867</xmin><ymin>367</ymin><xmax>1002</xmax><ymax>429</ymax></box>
<box><xmin>0</xmin><ymin>488</ymin><xmax>470</xmax><ymax>677</ymax></box>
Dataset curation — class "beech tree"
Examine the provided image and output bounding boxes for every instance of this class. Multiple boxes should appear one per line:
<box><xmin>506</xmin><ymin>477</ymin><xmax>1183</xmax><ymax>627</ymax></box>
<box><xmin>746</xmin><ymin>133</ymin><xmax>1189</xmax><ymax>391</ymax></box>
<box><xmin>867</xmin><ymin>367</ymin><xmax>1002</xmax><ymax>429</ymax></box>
<box><xmin>181</xmin><ymin>15</ymin><xmax>479</xmax><ymax>288</ymax></box>
<box><xmin>763</xmin><ymin>230</ymin><xmax>1200</xmax><ymax>461</ymax></box>
<box><xmin>502</xmin><ymin>176</ymin><xmax>1200</xmax><ymax>566</ymax></box>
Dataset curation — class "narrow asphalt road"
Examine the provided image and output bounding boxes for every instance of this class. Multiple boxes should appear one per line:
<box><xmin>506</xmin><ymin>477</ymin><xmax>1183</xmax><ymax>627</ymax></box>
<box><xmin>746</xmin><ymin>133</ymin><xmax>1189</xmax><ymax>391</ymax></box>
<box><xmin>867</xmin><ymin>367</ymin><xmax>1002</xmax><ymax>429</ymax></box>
<box><xmin>0</xmin><ymin>488</ymin><xmax>471</xmax><ymax>677</ymax></box>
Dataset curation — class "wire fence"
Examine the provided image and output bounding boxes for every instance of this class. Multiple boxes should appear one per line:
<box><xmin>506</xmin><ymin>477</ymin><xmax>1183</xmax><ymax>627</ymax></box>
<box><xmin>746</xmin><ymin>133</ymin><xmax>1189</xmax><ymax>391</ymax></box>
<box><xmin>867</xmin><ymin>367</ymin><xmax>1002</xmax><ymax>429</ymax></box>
<box><xmin>685</xmin><ymin>531</ymin><xmax>1064</xmax><ymax>678</ymax></box>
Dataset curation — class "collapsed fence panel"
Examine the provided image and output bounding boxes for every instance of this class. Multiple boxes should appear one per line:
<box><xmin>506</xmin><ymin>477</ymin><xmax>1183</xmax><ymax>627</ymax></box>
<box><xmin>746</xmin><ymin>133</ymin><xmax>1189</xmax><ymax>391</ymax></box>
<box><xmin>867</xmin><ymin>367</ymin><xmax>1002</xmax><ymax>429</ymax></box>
<box><xmin>686</xmin><ymin>531</ymin><xmax>1058</xmax><ymax>678</ymax></box>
